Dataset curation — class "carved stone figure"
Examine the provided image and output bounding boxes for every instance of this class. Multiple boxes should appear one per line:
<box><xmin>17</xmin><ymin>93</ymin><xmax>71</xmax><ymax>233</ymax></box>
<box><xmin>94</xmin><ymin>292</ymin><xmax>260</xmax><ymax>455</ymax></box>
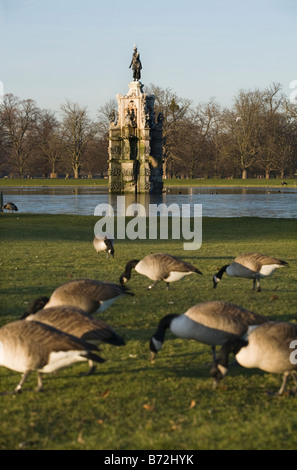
<box><xmin>129</xmin><ymin>46</ymin><xmax>142</xmax><ymax>81</ymax></box>
<box><xmin>157</xmin><ymin>112</ymin><xmax>164</xmax><ymax>125</ymax></box>
<box><xmin>109</xmin><ymin>51</ymin><xmax>163</xmax><ymax>193</ymax></box>
<box><xmin>124</xmin><ymin>107</ymin><xmax>137</xmax><ymax>127</ymax></box>
<box><xmin>109</xmin><ymin>109</ymin><xmax>117</xmax><ymax>126</ymax></box>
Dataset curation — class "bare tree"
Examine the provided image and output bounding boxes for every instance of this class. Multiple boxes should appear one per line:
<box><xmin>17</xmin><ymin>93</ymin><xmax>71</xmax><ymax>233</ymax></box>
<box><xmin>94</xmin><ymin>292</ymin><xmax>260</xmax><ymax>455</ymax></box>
<box><xmin>61</xmin><ymin>100</ymin><xmax>97</xmax><ymax>179</ymax></box>
<box><xmin>1</xmin><ymin>94</ymin><xmax>39</xmax><ymax>177</ymax></box>
<box><xmin>256</xmin><ymin>83</ymin><xmax>286</xmax><ymax>178</ymax></box>
<box><xmin>281</xmin><ymin>100</ymin><xmax>297</xmax><ymax>177</ymax></box>
<box><xmin>82</xmin><ymin>136</ymin><xmax>108</xmax><ymax>177</ymax></box>
<box><xmin>186</xmin><ymin>99</ymin><xmax>221</xmax><ymax>178</ymax></box>
<box><xmin>225</xmin><ymin>89</ymin><xmax>264</xmax><ymax>179</ymax></box>
<box><xmin>35</xmin><ymin>110</ymin><xmax>66</xmax><ymax>175</ymax></box>
<box><xmin>145</xmin><ymin>84</ymin><xmax>192</xmax><ymax>178</ymax></box>
<box><xmin>97</xmin><ymin>99</ymin><xmax>118</xmax><ymax>138</ymax></box>
<box><xmin>0</xmin><ymin>111</ymin><xmax>9</xmax><ymax>175</ymax></box>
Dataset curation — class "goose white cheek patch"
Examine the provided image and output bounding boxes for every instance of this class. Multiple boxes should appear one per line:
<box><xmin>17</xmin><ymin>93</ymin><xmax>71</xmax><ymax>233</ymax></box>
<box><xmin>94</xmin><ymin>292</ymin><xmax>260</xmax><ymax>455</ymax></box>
<box><xmin>151</xmin><ymin>337</ymin><xmax>163</xmax><ymax>352</ymax></box>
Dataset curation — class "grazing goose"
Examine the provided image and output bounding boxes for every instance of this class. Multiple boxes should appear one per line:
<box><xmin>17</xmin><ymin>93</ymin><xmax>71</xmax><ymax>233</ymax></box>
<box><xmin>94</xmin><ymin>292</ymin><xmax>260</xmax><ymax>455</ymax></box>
<box><xmin>22</xmin><ymin>279</ymin><xmax>134</xmax><ymax>316</ymax></box>
<box><xmin>23</xmin><ymin>305</ymin><xmax>125</xmax><ymax>374</ymax></box>
<box><xmin>213</xmin><ymin>253</ymin><xmax>289</xmax><ymax>292</ymax></box>
<box><xmin>0</xmin><ymin>319</ymin><xmax>105</xmax><ymax>393</ymax></box>
<box><xmin>211</xmin><ymin>321</ymin><xmax>297</xmax><ymax>395</ymax></box>
<box><xmin>149</xmin><ymin>300</ymin><xmax>267</xmax><ymax>364</ymax></box>
<box><xmin>93</xmin><ymin>236</ymin><xmax>114</xmax><ymax>259</ymax></box>
<box><xmin>120</xmin><ymin>253</ymin><xmax>203</xmax><ymax>290</ymax></box>
<box><xmin>2</xmin><ymin>202</ymin><xmax>18</xmax><ymax>212</ymax></box>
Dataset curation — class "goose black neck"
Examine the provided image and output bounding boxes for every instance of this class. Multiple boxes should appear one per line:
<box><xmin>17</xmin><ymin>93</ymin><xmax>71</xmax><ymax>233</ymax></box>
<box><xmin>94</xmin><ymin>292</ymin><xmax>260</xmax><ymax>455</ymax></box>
<box><xmin>154</xmin><ymin>314</ymin><xmax>179</xmax><ymax>343</ymax></box>
<box><xmin>104</xmin><ymin>238</ymin><xmax>114</xmax><ymax>254</ymax></box>
<box><xmin>215</xmin><ymin>264</ymin><xmax>230</xmax><ymax>280</ymax></box>
<box><xmin>123</xmin><ymin>260</ymin><xmax>139</xmax><ymax>280</ymax></box>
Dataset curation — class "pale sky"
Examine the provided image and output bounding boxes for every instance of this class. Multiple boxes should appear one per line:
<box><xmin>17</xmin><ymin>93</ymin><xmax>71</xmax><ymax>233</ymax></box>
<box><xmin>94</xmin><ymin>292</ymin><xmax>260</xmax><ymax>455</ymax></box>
<box><xmin>1</xmin><ymin>0</ymin><xmax>296</xmax><ymax>118</ymax></box>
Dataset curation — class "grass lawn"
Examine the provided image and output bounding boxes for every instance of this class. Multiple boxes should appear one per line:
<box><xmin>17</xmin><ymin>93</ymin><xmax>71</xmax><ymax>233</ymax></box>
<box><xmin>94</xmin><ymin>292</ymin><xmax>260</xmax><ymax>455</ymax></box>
<box><xmin>0</xmin><ymin>213</ymin><xmax>297</xmax><ymax>450</ymax></box>
<box><xmin>164</xmin><ymin>178</ymin><xmax>297</xmax><ymax>187</ymax></box>
<box><xmin>0</xmin><ymin>178</ymin><xmax>109</xmax><ymax>187</ymax></box>
<box><xmin>0</xmin><ymin>177</ymin><xmax>297</xmax><ymax>188</ymax></box>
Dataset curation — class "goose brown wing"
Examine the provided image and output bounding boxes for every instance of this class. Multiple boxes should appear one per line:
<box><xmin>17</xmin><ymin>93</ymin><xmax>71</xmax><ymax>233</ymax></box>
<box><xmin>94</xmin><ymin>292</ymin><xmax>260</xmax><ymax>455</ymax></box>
<box><xmin>21</xmin><ymin>320</ymin><xmax>99</xmax><ymax>351</ymax></box>
<box><xmin>150</xmin><ymin>254</ymin><xmax>201</xmax><ymax>274</ymax></box>
<box><xmin>54</xmin><ymin>279</ymin><xmax>128</xmax><ymax>301</ymax></box>
<box><xmin>29</xmin><ymin>306</ymin><xmax>123</xmax><ymax>344</ymax></box>
<box><xmin>0</xmin><ymin>320</ymin><xmax>100</xmax><ymax>371</ymax></box>
<box><xmin>185</xmin><ymin>301</ymin><xmax>267</xmax><ymax>336</ymax></box>
<box><xmin>234</xmin><ymin>253</ymin><xmax>288</xmax><ymax>271</ymax></box>
<box><xmin>248</xmin><ymin>322</ymin><xmax>297</xmax><ymax>371</ymax></box>
<box><xmin>252</xmin><ymin>321</ymin><xmax>297</xmax><ymax>348</ymax></box>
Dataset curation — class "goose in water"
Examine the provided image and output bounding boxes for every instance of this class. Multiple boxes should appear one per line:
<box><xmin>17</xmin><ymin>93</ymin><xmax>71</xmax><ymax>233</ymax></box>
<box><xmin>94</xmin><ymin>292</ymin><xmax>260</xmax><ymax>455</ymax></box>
<box><xmin>149</xmin><ymin>300</ymin><xmax>267</xmax><ymax>365</ymax></box>
<box><xmin>22</xmin><ymin>279</ymin><xmax>134</xmax><ymax>316</ymax></box>
<box><xmin>213</xmin><ymin>253</ymin><xmax>288</xmax><ymax>292</ymax></box>
<box><xmin>23</xmin><ymin>305</ymin><xmax>125</xmax><ymax>374</ymax></box>
<box><xmin>211</xmin><ymin>321</ymin><xmax>297</xmax><ymax>395</ymax></box>
<box><xmin>0</xmin><ymin>319</ymin><xmax>105</xmax><ymax>394</ymax></box>
<box><xmin>120</xmin><ymin>253</ymin><xmax>203</xmax><ymax>290</ymax></box>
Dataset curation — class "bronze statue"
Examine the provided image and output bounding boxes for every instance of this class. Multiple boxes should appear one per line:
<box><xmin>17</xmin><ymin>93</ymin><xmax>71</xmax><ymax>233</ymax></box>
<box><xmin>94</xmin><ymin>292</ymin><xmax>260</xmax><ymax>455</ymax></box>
<box><xmin>129</xmin><ymin>46</ymin><xmax>142</xmax><ymax>81</ymax></box>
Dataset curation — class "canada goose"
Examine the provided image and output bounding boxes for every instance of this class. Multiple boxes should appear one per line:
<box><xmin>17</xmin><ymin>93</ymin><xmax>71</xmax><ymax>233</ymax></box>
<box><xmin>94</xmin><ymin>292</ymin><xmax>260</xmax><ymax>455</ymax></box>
<box><xmin>120</xmin><ymin>253</ymin><xmax>203</xmax><ymax>290</ymax></box>
<box><xmin>213</xmin><ymin>253</ymin><xmax>289</xmax><ymax>292</ymax></box>
<box><xmin>0</xmin><ymin>319</ymin><xmax>105</xmax><ymax>394</ymax></box>
<box><xmin>2</xmin><ymin>202</ymin><xmax>18</xmax><ymax>212</ymax></box>
<box><xmin>22</xmin><ymin>279</ymin><xmax>134</xmax><ymax>316</ymax></box>
<box><xmin>149</xmin><ymin>300</ymin><xmax>267</xmax><ymax>365</ymax></box>
<box><xmin>23</xmin><ymin>305</ymin><xmax>125</xmax><ymax>374</ymax></box>
<box><xmin>93</xmin><ymin>236</ymin><xmax>114</xmax><ymax>259</ymax></box>
<box><xmin>211</xmin><ymin>321</ymin><xmax>297</xmax><ymax>395</ymax></box>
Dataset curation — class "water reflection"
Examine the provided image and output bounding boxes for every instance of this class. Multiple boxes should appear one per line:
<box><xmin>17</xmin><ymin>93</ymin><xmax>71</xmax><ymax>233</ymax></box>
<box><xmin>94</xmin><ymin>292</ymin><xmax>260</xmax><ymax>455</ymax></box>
<box><xmin>1</xmin><ymin>186</ymin><xmax>297</xmax><ymax>218</ymax></box>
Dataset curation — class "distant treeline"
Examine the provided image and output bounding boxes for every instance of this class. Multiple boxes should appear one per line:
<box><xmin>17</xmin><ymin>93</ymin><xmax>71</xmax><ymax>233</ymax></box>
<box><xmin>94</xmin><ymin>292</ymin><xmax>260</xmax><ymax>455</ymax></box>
<box><xmin>0</xmin><ymin>82</ymin><xmax>296</xmax><ymax>179</ymax></box>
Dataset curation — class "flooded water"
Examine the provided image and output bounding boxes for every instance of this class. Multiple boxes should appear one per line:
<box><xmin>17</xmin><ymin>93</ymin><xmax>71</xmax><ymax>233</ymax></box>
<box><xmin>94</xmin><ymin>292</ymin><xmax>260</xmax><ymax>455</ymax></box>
<box><xmin>1</xmin><ymin>186</ymin><xmax>297</xmax><ymax>218</ymax></box>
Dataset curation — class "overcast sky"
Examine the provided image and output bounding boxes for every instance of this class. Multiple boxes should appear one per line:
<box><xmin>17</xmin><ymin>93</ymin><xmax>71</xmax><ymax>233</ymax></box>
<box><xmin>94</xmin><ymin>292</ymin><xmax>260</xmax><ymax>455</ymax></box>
<box><xmin>1</xmin><ymin>0</ymin><xmax>296</xmax><ymax>118</ymax></box>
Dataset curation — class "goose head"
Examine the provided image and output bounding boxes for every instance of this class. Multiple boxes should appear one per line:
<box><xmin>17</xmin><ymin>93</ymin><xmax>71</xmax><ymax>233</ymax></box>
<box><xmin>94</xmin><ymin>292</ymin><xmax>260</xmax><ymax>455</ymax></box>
<box><xmin>213</xmin><ymin>275</ymin><xmax>220</xmax><ymax>289</ymax></box>
<box><xmin>149</xmin><ymin>336</ymin><xmax>163</xmax><ymax>361</ymax></box>
<box><xmin>103</xmin><ymin>237</ymin><xmax>114</xmax><ymax>258</ymax></box>
<box><xmin>119</xmin><ymin>260</ymin><xmax>139</xmax><ymax>285</ymax></box>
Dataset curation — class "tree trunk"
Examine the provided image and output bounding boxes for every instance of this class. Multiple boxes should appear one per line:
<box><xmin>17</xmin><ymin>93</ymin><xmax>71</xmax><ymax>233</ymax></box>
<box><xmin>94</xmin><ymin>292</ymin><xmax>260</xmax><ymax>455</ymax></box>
<box><xmin>19</xmin><ymin>163</ymin><xmax>24</xmax><ymax>178</ymax></box>
<box><xmin>163</xmin><ymin>157</ymin><xmax>167</xmax><ymax>179</ymax></box>
<box><xmin>265</xmin><ymin>169</ymin><xmax>270</xmax><ymax>179</ymax></box>
<box><xmin>242</xmin><ymin>168</ymin><xmax>247</xmax><ymax>179</ymax></box>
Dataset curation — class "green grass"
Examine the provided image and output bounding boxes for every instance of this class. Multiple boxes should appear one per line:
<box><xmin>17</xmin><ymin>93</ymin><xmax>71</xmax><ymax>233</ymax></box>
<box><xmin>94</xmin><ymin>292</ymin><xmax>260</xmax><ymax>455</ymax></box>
<box><xmin>1</xmin><ymin>177</ymin><xmax>297</xmax><ymax>188</ymax></box>
<box><xmin>0</xmin><ymin>214</ymin><xmax>297</xmax><ymax>450</ymax></box>
<box><xmin>0</xmin><ymin>178</ymin><xmax>109</xmax><ymax>187</ymax></box>
<box><xmin>164</xmin><ymin>178</ymin><xmax>297</xmax><ymax>187</ymax></box>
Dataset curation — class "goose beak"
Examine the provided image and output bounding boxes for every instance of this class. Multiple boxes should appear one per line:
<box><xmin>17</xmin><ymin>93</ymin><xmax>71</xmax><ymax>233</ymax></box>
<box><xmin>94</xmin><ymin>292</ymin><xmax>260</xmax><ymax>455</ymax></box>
<box><xmin>119</xmin><ymin>276</ymin><xmax>127</xmax><ymax>286</ymax></box>
<box><xmin>213</xmin><ymin>275</ymin><xmax>219</xmax><ymax>288</ymax></box>
<box><xmin>150</xmin><ymin>351</ymin><xmax>156</xmax><ymax>362</ymax></box>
